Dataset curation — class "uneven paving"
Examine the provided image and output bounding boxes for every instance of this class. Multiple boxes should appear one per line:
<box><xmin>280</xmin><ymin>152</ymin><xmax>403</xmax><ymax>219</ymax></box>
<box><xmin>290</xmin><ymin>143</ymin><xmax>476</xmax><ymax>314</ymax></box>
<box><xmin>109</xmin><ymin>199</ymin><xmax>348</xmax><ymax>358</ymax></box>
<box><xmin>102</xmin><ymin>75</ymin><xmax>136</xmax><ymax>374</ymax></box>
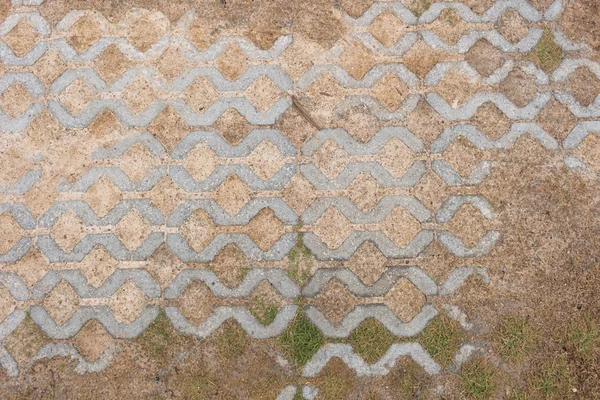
<box><xmin>0</xmin><ymin>0</ymin><xmax>599</xmax><ymax>398</ymax></box>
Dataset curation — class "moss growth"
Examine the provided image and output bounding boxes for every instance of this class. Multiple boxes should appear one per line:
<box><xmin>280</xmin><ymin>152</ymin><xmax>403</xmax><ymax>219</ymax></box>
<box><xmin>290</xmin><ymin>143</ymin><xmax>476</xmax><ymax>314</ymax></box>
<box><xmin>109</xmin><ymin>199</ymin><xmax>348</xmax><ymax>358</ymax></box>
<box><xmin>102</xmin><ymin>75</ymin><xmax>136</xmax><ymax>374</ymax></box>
<box><xmin>279</xmin><ymin>312</ymin><xmax>324</xmax><ymax>366</ymax></box>
<box><xmin>409</xmin><ymin>0</ymin><xmax>431</xmax><ymax>17</ymax></box>
<box><xmin>135</xmin><ymin>311</ymin><xmax>182</xmax><ymax>361</ymax></box>
<box><xmin>531</xmin><ymin>26</ymin><xmax>563</xmax><ymax>74</ymax></box>
<box><xmin>215</xmin><ymin>321</ymin><xmax>248</xmax><ymax>360</ymax></box>
<box><xmin>349</xmin><ymin>318</ymin><xmax>395</xmax><ymax>364</ymax></box>
<box><xmin>418</xmin><ymin>315</ymin><xmax>462</xmax><ymax>367</ymax></box>
<box><xmin>287</xmin><ymin>231</ymin><xmax>313</xmax><ymax>287</ymax></box>
<box><xmin>530</xmin><ymin>357</ymin><xmax>573</xmax><ymax>398</ymax></box>
<box><xmin>564</xmin><ymin>317</ymin><xmax>600</xmax><ymax>359</ymax></box>
<box><xmin>461</xmin><ymin>358</ymin><xmax>495</xmax><ymax>399</ymax></box>
<box><xmin>250</xmin><ymin>296</ymin><xmax>280</xmax><ymax>325</ymax></box>
<box><xmin>494</xmin><ymin>315</ymin><xmax>536</xmax><ymax>360</ymax></box>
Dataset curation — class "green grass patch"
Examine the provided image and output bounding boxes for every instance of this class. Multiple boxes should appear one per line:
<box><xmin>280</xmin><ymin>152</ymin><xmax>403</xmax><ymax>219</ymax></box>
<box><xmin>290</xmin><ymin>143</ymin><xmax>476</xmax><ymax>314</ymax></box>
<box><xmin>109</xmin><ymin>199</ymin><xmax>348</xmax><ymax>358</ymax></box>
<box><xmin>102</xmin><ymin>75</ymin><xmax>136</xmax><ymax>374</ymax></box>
<box><xmin>531</xmin><ymin>26</ymin><xmax>563</xmax><ymax>74</ymax></box>
<box><xmin>564</xmin><ymin>317</ymin><xmax>600</xmax><ymax>359</ymax></box>
<box><xmin>530</xmin><ymin>358</ymin><xmax>573</xmax><ymax>398</ymax></box>
<box><xmin>461</xmin><ymin>358</ymin><xmax>495</xmax><ymax>399</ymax></box>
<box><xmin>279</xmin><ymin>313</ymin><xmax>324</xmax><ymax>366</ymax></box>
<box><xmin>349</xmin><ymin>318</ymin><xmax>395</xmax><ymax>364</ymax></box>
<box><xmin>135</xmin><ymin>311</ymin><xmax>180</xmax><ymax>361</ymax></box>
<box><xmin>418</xmin><ymin>315</ymin><xmax>462</xmax><ymax>366</ymax></box>
<box><xmin>494</xmin><ymin>315</ymin><xmax>536</xmax><ymax>360</ymax></box>
<box><xmin>249</xmin><ymin>296</ymin><xmax>280</xmax><ymax>325</ymax></box>
<box><xmin>319</xmin><ymin>370</ymin><xmax>352</xmax><ymax>399</ymax></box>
<box><xmin>409</xmin><ymin>0</ymin><xmax>431</xmax><ymax>17</ymax></box>
<box><xmin>215</xmin><ymin>321</ymin><xmax>248</xmax><ymax>360</ymax></box>
<box><xmin>287</xmin><ymin>231</ymin><xmax>313</xmax><ymax>287</ymax></box>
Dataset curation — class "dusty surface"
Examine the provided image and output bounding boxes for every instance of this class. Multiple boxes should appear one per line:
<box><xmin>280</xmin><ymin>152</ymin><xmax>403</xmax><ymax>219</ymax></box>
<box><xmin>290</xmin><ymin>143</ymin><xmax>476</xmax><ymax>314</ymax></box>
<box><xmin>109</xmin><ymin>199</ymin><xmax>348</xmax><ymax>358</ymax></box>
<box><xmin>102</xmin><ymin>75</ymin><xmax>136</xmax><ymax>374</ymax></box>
<box><xmin>0</xmin><ymin>0</ymin><xmax>599</xmax><ymax>398</ymax></box>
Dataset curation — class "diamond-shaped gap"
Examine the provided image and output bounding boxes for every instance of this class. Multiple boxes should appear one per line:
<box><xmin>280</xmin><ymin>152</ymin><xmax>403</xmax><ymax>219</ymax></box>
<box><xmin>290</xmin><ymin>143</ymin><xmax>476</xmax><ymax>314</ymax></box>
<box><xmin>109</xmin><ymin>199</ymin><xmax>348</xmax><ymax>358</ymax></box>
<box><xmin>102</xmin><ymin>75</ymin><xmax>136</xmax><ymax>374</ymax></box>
<box><xmin>88</xmin><ymin>110</ymin><xmax>120</xmax><ymax>138</ymax></box>
<box><xmin>148</xmin><ymin>176</ymin><xmax>187</xmax><ymax>218</ymax></box>
<box><xmin>465</xmin><ymin>39</ymin><xmax>505</xmax><ymax>78</ymax></box>
<box><xmin>313</xmin><ymin>279</ymin><xmax>359</xmax><ymax>324</ymax></box>
<box><xmin>383</xmin><ymin>278</ymin><xmax>426</xmax><ymax>322</ymax></box>
<box><xmin>146</xmin><ymin>243</ymin><xmax>181</xmax><ymax>289</ymax></box>
<box><xmin>566</xmin><ymin>67</ymin><xmax>600</xmax><ymax>107</ymax></box>
<box><xmin>183</xmin><ymin>77</ymin><xmax>218</xmax><ymax>114</ymax></box>
<box><xmin>337</xmin><ymin>0</ymin><xmax>375</xmax><ymax>18</ymax></box>
<box><xmin>347</xmin><ymin>173</ymin><xmax>385</xmax><ymax>213</ymax></box>
<box><xmin>471</xmin><ymin>102</ymin><xmax>511</xmax><ymax>141</ymax></box>
<box><xmin>147</xmin><ymin>105</ymin><xmax>190</xmax><ymax>152</ymax></box>
<box><xmin>214</xmin><ymin>175</ymin><xmax>252</xmax><ymax>216</ymax></box>
<box><xmin>43</xmin><ymin>280</ymin><xmax>81</xmax><ymax>325</ymax></box>
<box><xmin>412</xmin><ymin>171</ymin><xmax>448</xmax><ymax>212</ymax></box>
<box><xmin>182</xmin><ymin>142</ymin><xmax>219</xmax><ymax>182</ymax></box>
<box><xmin>66</xmin><ymin>14</ymin><xmax>102</xmax><ymax>54</ymax></box>
<box><xmin>444</xmin><ymin>204</ymin><xmax>491</xmax><ymax>248</ymax></box>
<box><xmin>156</xmin><ymin>46</ymin><xmax>190</xmax><ymax>83</ymax></box>
<box><xmin>78</xmin><ymin>246</ymin><xmax>119</xmax><ymax>288</ymax></box>
<box><xmin>436</xmin><ymin>70</ymin><xmax>480</xmax><ymax>109</ymax></box>
<box><xmin>82</xmin><ymin>176</ymin><xmax>122</xmax><ymax>217</ymax></box>
<box><xmin>3</xmin><ymin>19</ymin><xmax>39</xmax><ymax>57</ymax></box>
<box><xmin>405</xmin><ymin>98</ymin><xmax>447</xmax><ymax>146</ymax></box>
<box><xmin>115</xmin><ymin>210</ymin><xmax>152</xmax><ymax>251</ymax></box>
<box><xmin>429</xmin><ymin>9</ymin><xmax>470</xmax><ymax>46</ymax></box>
<box><xmin>121</xmin><ymin>77</ymin><xmax>158</xmax><ymax>115</ymax></box>
<box><xmin>3</xmin><ymin>247</ymin><xmax>49</xmax><ymax>289</ymax></box>
<box><xmin>281</xmin><ymin>172</ymin><xmax>317</xmax><ymax>215</ymax></box>
<box><xmin>245</xmin><ymin>76</ymin><xmax>285</xmax><ymax>113</ymax></box>
<box><xmin>380</xmin><ymin>206</ymin><xmax>422</xmax><ymax>248</ymax></box>
<box><xmin>127</xmin><ymin>12</ymin><xmax>167</xmax><ymax>53</ymax></box>
<box><xmin>311</xmin><ymin>207</ymin><xmax>353</xmax><ymax>249</ymax></box>
<box><xmin>305</xmin><ymin>74</ymin><xmax>346</xmax><ymax>112</ymax></box>
<box><xmin>0</xmin><ymin>285</ymin><xmax>16</xmax><ymax>322</ymax></box>
<box><xmin>0</xmin><ymin>83</ymin><xmax>33</xmax><ymax>119</ymax></box>
<box><xmin>71</xmin><ymin>320</ymin><xmax>114</xmax><ymax>361</ymax></box>
<box><xmin>180</xmin><ymin>209</ymin><xmax>216</xmax><ymax>252</ymax></box>
<box><xmin>94</xmin><ymin>44</ymin><xmax>132</xmax><ymax>84</ymax></box>
<box><xmin>245</xmin><ymin>208</ymin><xmax>286</xmax><ymax>252</ymax></box>
<box><xmin>216</xmin><ymin>44</ymin><xmax>249</xmax><ymax>81</ymax></box>
<box><xmin>178</xmin><ymin>279</ymin><xmax>216</xmax><ymax>324</ymax></box>
<box><xmin>274</xmin><ymin>106</ymin><xmax>318</xmax><ymax>149</ymax></box>
<box><xmin>461</xmin><ymin>0</ymin><xmax>496</xmax><ymax>14</ymax></box>
<box><xmin>495</xmin><ymin>9</ymin><xmax>530</xmax><ymax>44</ymax></box>
<box><xmin>210</xmin><ymin>244</ymin><xmax>252</xmax><ymax>288</ymax></box>
<box><xmin>108</xmin><ymin>280</ymin><xmax>148</xmax><ymax>324</ymax></box>
<box><xmin>576</xmin><ymin>133</ymin><xmax>600</xmax><ymax>172</ymax></box>
<box><xmin>248</xmin><ymin>280</ymin><xmax>285</xmax><ymax>325</ymax></box>
<box><xmin>0</xmin><ymin>212</ymin><xmax>25</xmax><ymax>255</ymax></box>
<box><xmin>186</xmin><ymin>17</ymin><xmax>217</xmax><ymax>51</ymax></box>
<box><xmin>57</xmin><ymin>78</ymin><xmax>96</xmax><ymax>116</ymax></box>
<box><xmin>369</xmin><ymin>11</ymin><xmax>407</xmax><ymax>48</ymax></box>
<box><xmin>372</xmin><ymin>74</ymin><xmax>409</xmax><ymax>112</ymax></box>
<box><xmin>212</xmin><ymin>109</ymin><xmax>255</xmax><ymax>146</ymax></box>
<box><xmin>3</xmin><ymin>316</ymin><xmax>50</xmax><ymax>367</ymax></box>
<box><xmin>246</xmin><ymin>140</ymin><xmax>286</xmax><ymax>180</ymax></box>
<box><xmin>535</xmin><ymin>99</ymin><xmax>576</xmax><ymax>142</ymax></box>
<box><xmin>339</xmin><ymin>41</ymin><xmax>376</xmax><ymax>80</ymax></box>
<box><xmin>342</xmin><ymin>241</ymin><xmax>387</xmax><ymax>286</ymax></box>
<box><xmin>336</xmin><ymin>109</ymin><xmax>380</xmax><ymax>143</ymax></box>
<box><xmin>312</xmin><ymin>139</ymin><xmax>349</xmax><ymax>179</ymax></box>
<box><xmin>403</xmin><ymin>40</ymin><xmax>446</xmax><ymax>80</ymax></box>
<box><xmin>50</xmin><ymin>210</ymin><xmax>88</xmax><ymax>252</ymax></box>
<box><xmin>442</xmin><ymin>136</ymin><xmax>487</xmax><ymax>178</ymax></box>
<box><xmin>113</xmin><ymin>141</ymin><xmax>157</xmax><ymax>183</ymax></box>
<box><xmin>379</xmin><ymin>137</ymin><xmax>416</xmax><ymax>177</ymax></box>
<box><xmin>31</xmin><ymin>48</ymin><xmax>68</xmax><ymax>86</ymax></box>
<box><xmin>499</xmin><ymin>69</ymin><xmax>537</xmax><ymax>108</ymax></box>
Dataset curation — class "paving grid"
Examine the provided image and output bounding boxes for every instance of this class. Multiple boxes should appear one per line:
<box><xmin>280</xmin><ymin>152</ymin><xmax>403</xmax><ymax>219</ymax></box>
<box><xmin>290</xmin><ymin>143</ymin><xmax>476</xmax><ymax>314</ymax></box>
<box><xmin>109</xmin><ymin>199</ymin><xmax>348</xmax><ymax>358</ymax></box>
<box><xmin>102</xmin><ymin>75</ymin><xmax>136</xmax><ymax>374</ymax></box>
<box><xmin>0</xmin><ymin>0</ymin><xmax>598</xmax><ymax>396</ymax></box>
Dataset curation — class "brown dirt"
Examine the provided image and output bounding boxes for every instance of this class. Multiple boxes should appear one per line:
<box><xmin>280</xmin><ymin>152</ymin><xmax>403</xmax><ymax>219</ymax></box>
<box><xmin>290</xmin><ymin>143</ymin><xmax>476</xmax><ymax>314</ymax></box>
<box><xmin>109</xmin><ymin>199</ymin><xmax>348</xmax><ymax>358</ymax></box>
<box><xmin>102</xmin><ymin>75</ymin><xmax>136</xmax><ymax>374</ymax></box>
<box><xmin>1</xmin><ymin>0</ymin><xmax>600</xmax><ymax>398</ymax></box>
